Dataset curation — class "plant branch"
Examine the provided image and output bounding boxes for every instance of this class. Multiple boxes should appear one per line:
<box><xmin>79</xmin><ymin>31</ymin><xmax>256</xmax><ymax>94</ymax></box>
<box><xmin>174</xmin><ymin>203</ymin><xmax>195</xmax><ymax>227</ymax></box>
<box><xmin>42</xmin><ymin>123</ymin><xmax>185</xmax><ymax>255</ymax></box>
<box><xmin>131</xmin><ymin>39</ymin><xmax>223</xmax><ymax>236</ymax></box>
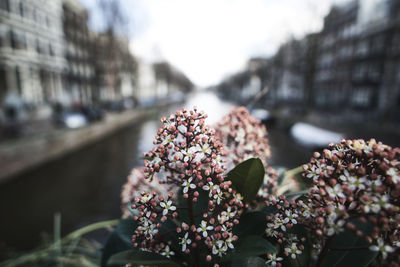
<box><xmin>316</xmin><ymin>236</ymin><xmax>333</xmax><ymax>267</ymax></box>
<box><xmin>329</xmin><ymin>246</ymin><xmax>369</xmax><ymax>251</ymax></box>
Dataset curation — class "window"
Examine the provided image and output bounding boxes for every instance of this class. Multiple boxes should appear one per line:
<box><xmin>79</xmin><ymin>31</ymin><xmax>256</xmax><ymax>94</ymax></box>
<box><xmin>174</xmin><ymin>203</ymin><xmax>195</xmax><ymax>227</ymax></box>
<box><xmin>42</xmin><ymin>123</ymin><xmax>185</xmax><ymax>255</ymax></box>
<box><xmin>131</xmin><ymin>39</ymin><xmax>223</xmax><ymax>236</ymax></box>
<box><xmin>10</xmin><ymin>30</ymin><xmax>26</xmax><ymax>50</ymax></box>
<box><xmin>49</xmin><ymin>43</ymin><xmax>54</xmax><ymax>56</ymax></box>
<box><xmin>368</xmin><ymin>64</ymin><xmax>380</xmax><ymax>81</ymax></box>
<box><xmin>0</xmin><ymin>0</ymin><xmax>9</xmax><ymax>12</ymax></box>
<box><xmin>355</xmin><ymin>41</ymin><xmax>368</xmax><ymax>56</ymax></box>
<box><xmin>16</xmin><ymin>67</ymin><xmax>22</xmax><ymax>94</ymax></box>
<box><xmin>36</xmin><ymin>39</ymin><xmax>41</xmax><ymax>54</ymax></box>
<box><xmin>10</xmin><ymin>30</ymin><xmax>16</xmax><ymax>48</ymax></box>
<box><xmin>0</xmin><ymin>26</ymin><xmax>8</xmax><ymax>47</ymax></box>
<box><xmin>19</xmin><ymin>2</ymin><xmax>23</xmax><ymax>17</ymax></box>
<box><xmin>351</xmin><ymin>88</ymin><xmax>372</xmax><ymax>107</ymax></box>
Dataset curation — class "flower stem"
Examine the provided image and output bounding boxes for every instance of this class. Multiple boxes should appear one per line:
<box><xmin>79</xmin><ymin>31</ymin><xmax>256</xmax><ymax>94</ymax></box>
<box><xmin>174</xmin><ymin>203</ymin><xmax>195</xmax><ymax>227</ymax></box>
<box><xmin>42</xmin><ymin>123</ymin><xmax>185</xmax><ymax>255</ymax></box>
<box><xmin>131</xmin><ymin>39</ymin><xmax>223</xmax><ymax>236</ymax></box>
<box><xmin>187</xmin><ymin>194</ymin><xmax>200</xmax><ymax>267</ymax></box>
<box><xmin>316</xmin><ymin>236</ymin><xmax>333</xmax><ymax>267</ymax></box>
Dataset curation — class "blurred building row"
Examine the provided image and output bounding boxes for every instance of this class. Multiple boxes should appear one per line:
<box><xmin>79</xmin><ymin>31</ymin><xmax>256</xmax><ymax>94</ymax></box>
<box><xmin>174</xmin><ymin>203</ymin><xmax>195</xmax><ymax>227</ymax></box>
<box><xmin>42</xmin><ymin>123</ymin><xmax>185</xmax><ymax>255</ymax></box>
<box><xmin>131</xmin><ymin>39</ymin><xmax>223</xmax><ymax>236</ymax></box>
<box><xmin>0</xmin><ymin>0</ymin><xmax>193</xmax><ymax>122</ymax></box>
<box><xmin>216</xmin><ymin>0</ymin><xmax>400</xmax><ymax>120</ymax></box>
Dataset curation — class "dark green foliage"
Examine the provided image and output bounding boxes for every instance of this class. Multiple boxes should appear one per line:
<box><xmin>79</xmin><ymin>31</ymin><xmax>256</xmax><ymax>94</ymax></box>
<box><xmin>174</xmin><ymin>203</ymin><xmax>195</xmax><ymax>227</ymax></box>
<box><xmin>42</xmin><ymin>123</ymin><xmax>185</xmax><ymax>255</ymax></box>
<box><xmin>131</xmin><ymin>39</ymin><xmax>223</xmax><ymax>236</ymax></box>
<box><xmin>107</xmin><ymin>250</ymin><xmax>180</xmax><ymax>266</ymax></box>
<box><xmin>227</xmin><ymin>158</ymin><xmax>265</xmax><ymax>202</ymax></box>
<box><xmin>319</xmin><ymin>219</ymin><xmax>378</xmax><ymax>267</ymax></box>
<box><xmin>101</xmin><ymin>219</ymin><xmax>137</xmax><ymax>266</ymax></box>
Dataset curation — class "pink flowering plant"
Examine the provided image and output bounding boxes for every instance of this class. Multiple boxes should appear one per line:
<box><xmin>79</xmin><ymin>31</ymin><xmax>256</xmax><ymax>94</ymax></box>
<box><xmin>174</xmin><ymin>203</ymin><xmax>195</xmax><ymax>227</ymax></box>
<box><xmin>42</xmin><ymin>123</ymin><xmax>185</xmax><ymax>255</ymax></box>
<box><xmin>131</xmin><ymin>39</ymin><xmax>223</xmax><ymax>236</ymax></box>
<box><xmin>102</xmin><ymin>107</ymin><xmax>400</xmax><ymax>267</ymax></box>
<box><xmin>262</xmin><ymin>139</ymin><xmax>400</xmax><ymax>267</ymax></box>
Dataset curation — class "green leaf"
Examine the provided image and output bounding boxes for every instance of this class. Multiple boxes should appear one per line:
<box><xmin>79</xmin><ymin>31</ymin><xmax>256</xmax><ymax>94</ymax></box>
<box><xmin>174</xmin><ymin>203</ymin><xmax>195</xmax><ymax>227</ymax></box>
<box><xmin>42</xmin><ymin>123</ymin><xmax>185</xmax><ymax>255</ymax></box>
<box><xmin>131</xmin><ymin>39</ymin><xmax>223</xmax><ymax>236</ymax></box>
<box><xmin>177</xmin><ymin>188</ymin><xmax>208</xmax><ymax>225</ymax></box>
<box><xmin>223</xmin><ymin>235</ymin><xmax>276</xmax><ymax>261</ymax></box>
<box><xmin>227</xmin><ymin>158</ymin><xmax>265</xmax><ymax>202</ymax></box>
<box><xmin>319</xmin><ymin>219</ymin><xmax>378</xmax><ymax>267</ymax></box>
<box><xmin>107</xmin><ymin>250</ymin><xmax>180</xmax><ymax>266</ymax></box>
<box><xmin>233</xmin><ymin>211</ymin><xmax>268</xmax><ymax>237</ymax></box>
<box><xmin>101</xmin><ymin>219</ymin><xmax>137</xmax><ymax>267</ymax></box>
<box><xmin>230</xmin><ymin>256</ymin><xmax>266</xmax><ymax>267</ymax></box>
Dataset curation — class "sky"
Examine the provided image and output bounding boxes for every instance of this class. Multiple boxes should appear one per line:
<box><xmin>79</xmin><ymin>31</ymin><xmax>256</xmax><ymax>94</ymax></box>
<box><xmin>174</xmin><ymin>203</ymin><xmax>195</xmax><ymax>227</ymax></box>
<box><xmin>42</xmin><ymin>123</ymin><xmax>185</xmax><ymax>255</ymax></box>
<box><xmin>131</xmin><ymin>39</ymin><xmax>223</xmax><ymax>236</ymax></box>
<box><xmin>80</xmin><ymin>0</ymin><xmax>350</xmax><ymax>87</ymax></box>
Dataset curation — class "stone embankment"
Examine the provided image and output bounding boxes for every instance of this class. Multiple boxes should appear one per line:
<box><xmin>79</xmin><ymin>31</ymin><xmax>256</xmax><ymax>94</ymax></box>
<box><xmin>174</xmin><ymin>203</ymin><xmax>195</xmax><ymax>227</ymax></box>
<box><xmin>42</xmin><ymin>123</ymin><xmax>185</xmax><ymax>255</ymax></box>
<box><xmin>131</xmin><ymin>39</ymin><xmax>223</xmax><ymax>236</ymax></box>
<box><xmin>0</xmin><ymin>109</ymin><xmax>150</xmax><ymax>183</ymax></box>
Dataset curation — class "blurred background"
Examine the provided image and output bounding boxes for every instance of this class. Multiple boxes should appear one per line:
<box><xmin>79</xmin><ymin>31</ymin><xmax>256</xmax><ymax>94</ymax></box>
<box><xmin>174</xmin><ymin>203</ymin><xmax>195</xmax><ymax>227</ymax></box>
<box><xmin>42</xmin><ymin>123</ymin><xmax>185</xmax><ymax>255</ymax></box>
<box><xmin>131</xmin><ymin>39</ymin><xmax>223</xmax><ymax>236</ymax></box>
<box><xmin>0</xmin><ymin>0</ymin><xmax>399</xmax><ymax>260</ymax></box>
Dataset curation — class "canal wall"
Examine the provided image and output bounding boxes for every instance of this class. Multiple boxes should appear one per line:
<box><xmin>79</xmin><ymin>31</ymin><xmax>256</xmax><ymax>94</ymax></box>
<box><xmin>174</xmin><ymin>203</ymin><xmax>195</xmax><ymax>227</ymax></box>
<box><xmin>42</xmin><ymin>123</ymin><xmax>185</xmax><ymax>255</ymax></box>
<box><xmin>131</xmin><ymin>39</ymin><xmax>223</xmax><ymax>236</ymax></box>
<box><xmin>0</xmin><ymin>109</ymin><xmax>151</xmax><ymax>183</ymax></box>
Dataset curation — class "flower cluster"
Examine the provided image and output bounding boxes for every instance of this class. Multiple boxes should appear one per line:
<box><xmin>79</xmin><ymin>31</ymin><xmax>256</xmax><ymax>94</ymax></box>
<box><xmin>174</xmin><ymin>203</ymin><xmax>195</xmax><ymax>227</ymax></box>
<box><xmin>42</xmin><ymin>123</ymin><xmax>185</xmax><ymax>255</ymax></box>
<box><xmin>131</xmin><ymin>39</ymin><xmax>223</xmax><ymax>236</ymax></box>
<box><xmin>130</xmin><ymin>107</ymin><xmax>244</xmax><ymax>264</ymax></box>
<box><xmin>214</xmin><ymin>106</ymin><xmax>271</xmax><ymax>168</ymax></box>
<box><xmin>264</xmin><ymin>139</ymin><xmax>400</xmax><ymax>264</ymax></box>
<box><xmin>120</xmin><ymin>167</ymin><xmax>165</xmax><ymax>218</ymax></box>
<box><xmin>215</xmin><ymin>107</ymin><xmax>278</xmax><ymax>197</ymax></box>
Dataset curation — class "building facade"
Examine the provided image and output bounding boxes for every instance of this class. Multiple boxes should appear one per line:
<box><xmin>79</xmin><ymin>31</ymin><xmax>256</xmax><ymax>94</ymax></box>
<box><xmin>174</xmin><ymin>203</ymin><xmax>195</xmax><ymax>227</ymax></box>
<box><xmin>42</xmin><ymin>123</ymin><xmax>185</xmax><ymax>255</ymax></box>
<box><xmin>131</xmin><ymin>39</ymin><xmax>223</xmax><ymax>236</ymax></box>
<box><xmin>0</xmin><ymin>0</ymin><xmax>66</xmax><ymax>108</ymax></box>
<box><xmin>90</xmin><ymin>32</ymin><xmax>137</xmax><ymax>103</ymax></box>
<box><xmin>314</xmin><ymin>0</ymin><xmax>399</xmax><ymax>115</ymax></box>
<box><xmin>62</xmin><ymin>0</ymin><xmax>95</xmax><ymax>105</ymax></box>
<box><xmin>314</xmin><ymin>0</ymin><xmax>359</xmax><ymax>109</ymax></box>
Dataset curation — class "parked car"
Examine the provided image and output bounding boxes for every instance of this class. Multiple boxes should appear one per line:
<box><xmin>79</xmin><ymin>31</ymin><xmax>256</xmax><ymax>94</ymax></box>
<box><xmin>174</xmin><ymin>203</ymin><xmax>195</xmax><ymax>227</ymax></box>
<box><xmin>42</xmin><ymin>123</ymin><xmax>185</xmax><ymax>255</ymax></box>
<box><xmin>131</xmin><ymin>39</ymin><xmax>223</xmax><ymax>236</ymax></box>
<box><xmin>55</xmin><ymin>111</ymin><xmax>88</xmax><ymax>129</ymax></box>
<box><xmin>80</xmin><ymin>106</ymin><xmax>105</xmax><ymax>122</ymax></box>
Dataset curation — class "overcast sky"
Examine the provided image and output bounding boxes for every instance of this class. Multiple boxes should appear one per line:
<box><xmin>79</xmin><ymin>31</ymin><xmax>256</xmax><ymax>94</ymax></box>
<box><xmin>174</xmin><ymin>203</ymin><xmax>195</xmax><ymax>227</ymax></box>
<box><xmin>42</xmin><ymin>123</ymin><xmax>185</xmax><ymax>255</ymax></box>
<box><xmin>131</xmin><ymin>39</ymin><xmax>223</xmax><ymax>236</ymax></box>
<box><xmin>80</xmin><ymin>0</ymin><xmax>350</xmax><ymax>87</ymax></box>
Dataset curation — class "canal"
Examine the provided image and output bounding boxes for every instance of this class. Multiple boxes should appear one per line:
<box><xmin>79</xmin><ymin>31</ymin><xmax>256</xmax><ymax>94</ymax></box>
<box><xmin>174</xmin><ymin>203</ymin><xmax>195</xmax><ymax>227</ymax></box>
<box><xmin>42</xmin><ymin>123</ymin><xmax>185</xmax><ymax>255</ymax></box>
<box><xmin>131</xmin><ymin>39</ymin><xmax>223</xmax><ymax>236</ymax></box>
<box><xmin>1</xmin><ymin>91</ymin><xmax>398</xmax><ymax>256</ymax></box>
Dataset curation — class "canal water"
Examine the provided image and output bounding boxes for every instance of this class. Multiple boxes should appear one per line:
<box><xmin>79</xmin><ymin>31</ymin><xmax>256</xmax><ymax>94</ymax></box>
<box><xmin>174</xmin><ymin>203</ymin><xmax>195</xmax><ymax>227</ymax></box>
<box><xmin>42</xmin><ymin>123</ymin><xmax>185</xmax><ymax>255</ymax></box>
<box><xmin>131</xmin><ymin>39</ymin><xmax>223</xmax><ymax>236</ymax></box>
<box><xmin>2</xmin><ymin>91</ymin><xmax>396</xmax><ymax>255</ymax></box>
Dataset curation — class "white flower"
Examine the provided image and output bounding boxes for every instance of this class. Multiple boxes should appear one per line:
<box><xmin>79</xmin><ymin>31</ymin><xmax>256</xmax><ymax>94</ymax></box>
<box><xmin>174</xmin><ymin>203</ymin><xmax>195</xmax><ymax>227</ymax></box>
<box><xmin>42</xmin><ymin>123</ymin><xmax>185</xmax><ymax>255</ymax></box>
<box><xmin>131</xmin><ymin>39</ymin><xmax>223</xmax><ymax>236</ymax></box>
<box><xmin>235</xmin><ymin>193</ymin><xmax>243</xmax><ymax>205</ymax></box>
<box><xmin>212</xmin><ymin>154</ymin><xmax>223</xmax><ymax>165</ymax></box>
<box><xmin>179</xmin><ymin>232</ymin><xmax>192</xmax><ymax>252</ymax></box>
<box><xmin>320</xmin><ymin>163</ymin><xmax>335</xmax><ymax>176</ymax></box>
<box><xmin>370</xmin><ymin>238</ymin><xmax>394</xmax><ymax>259</ymax></box>
<box><xmin>347</xmin><ymin>176</ymin><xmax>367</xmax><ymax>191</ymax></box>
<box><xmin>138</xmin><ymin>220</ymin><xmax>158</xmax><ymax>238</ymax></box>
<box><xmin>306</xmin><ymin>165</ymin><xmax>321</xmax><ymax>181</ymax></box>
<box><xmin>273</xmin><ymin>217</ymin><xmax>287</xmax><ymax>232</ymax></box>
<box><xmin>160</xmin><ymin>200</ymin><xmax>176</xmax><ymax>215</ymax></box>
<box><xmin>235</xmin><ymin>128</ymin><xmax>246</xmax><ymax>143</ymax></box>
<box><xmin>265</xmin><ymin>226</ymin><xmax>279</xmax><ymax>238</ymax></box>
<box><xmin>161</xmin><ymin>245</ymin><xmax>175</xmax><ymax>258</ymax></box>
<box><xmin>212</xmin><ymin>240</ymin><xmax>227</xmax><ymax>257</ymax></box>
<box><xmin>339</xmin><ymin>169</ymin><xmax>351</xmax><ymax>182</ymax></box>
<box><xmin>350</xmin><ymin>140</ymin><xmax>367</xmax><ymax>152</ymax></box>
<box><xmin>197</xmin><ymin>220</ymin><xmax>214</xmax><ymax>237</ymax></box>
<box><xmin>197</xmin><ymin>143</ymin><xmax>212</xmax><ymax>159</ymax></box>
<box><xmin>298</xmin><ymin>200</ymin><xmax>312</xmax><ymax>219</ymax></box>
<box><xmin>162</xmin><ymin>135</ymin><xmax>174</xmax><ymax>146</ymax></box>
<box><xmin>332</xmin><ymin>144</ymin><xmax>347</xmax><ymax>154</ymax></box>
<box><xmin>326</xmin><ymin>220</ymin><xmax>345</xmax><ymax>236</ymax></box>
<box><xmin>183</xmin><ymin>146</ymin><xmax>200</xmax><ymax>162</ymax></box>
<box><xmin>326</xmin><ymin>184</ymin><xmax>346</xmax><ymax>199</ymax></box>
<box><xmin>202</xmin><ymin>182</ymin><xmax>220</xmax><ymax>197</ymax></box>
<box><xmin>222</xmin><ymin>207</ymin><xmax>236</xmax><ymax>219</ymax></box>
<box><xmin>285</xmin><ymin>210</ymin><xmax>298</xmax><ymax>224</ymax></box>
<box><xmin>182</xmin><ymin>178</ymin><xmax>196</xmax><ymax>193</ymax></box>
<box><xmin>371</xmin><ymin>195</ymin><xmax>392</xmax><ymax>213</ymax></box>
<box><xmin>285</xmin><ymin>242</ymin><xmax>302</xmax><ymax>259</ymax></box>
<box><xmin>168</xmin><ymin>151</ymin><xmax>183</xmax><ymax>168</ymax></box>
<box><xmin>213</xmin><ymin>191</ymin><xmax>224</xmax><ymax>204</ymax></box>
<box><xmin>387</xmin><ymin>167</ymin><xmax>400</xmax><ymax>184</ymax></box>
<box><xmin>140</xmin><ymin>193</ymin><xmax>153</xmax><ymax>203</ymax></box>
<box><xmin>266</xmin><ymin>253</ymin><xmax>283</xmax><ymax>267</ymax></box>
<box><xmin>224</xmin><ymin>238</ymin><xmax>235</xmax><ymax>250</ymax></box>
